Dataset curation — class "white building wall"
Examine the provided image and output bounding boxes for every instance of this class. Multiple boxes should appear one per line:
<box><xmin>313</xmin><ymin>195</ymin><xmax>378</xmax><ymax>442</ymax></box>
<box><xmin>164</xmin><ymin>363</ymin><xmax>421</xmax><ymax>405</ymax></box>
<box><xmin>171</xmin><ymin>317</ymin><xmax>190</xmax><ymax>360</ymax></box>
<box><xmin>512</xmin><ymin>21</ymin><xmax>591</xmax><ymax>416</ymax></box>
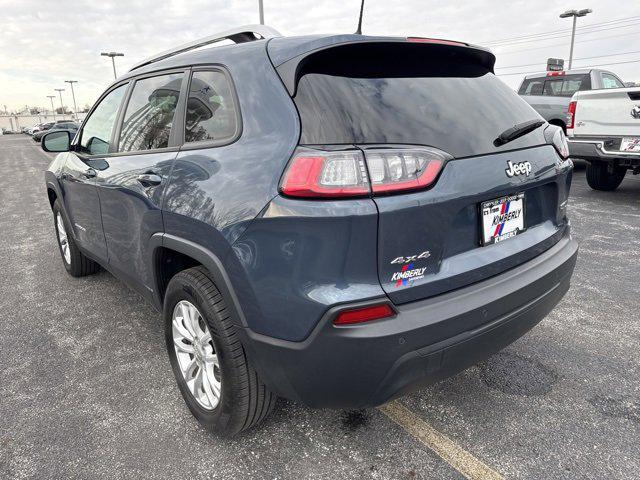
<box><xmin>1</xmin><ymin>113</ymin><xmax>88</xmax><ymax>132</ymax></box>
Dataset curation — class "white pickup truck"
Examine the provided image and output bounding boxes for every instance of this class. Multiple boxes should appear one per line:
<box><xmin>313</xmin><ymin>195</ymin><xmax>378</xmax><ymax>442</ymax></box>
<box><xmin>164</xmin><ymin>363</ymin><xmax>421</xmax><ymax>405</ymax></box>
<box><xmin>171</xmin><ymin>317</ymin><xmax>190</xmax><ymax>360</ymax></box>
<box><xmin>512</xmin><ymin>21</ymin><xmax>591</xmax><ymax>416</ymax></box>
<box><xmin>567</xmin><ymin>87</ymin><xmax>640</xmax><ymax>190</ymax></box>
<box><xmin>519</xmin><ymin>69</ymin><xmax>625</xmax><ymax>132</ymax></box>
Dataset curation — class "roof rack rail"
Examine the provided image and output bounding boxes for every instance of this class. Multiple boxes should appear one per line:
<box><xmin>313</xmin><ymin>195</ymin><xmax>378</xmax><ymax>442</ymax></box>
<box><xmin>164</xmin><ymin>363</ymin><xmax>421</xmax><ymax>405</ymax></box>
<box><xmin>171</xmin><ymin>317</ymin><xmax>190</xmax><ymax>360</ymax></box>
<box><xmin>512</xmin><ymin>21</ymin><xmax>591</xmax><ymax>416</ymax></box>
<box><xmin>129</xmin><ymin>24</ymin><xmax>282</xmax><ymax>72</ymax></box>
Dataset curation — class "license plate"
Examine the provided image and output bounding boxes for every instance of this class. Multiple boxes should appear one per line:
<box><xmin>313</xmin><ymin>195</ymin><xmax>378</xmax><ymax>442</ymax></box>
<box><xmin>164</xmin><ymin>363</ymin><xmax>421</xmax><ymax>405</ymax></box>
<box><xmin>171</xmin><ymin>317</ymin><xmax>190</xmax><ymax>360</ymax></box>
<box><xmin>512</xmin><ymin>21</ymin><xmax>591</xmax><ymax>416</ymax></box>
<box><xmin>481</xmin><ymin>193</ymin><xmax>525</xmax><ymax>245</ymax></box>
<box><xmin>620</xmin><ymin>138</ymin><xmax>640</xmax><ymax>152</ymax></box>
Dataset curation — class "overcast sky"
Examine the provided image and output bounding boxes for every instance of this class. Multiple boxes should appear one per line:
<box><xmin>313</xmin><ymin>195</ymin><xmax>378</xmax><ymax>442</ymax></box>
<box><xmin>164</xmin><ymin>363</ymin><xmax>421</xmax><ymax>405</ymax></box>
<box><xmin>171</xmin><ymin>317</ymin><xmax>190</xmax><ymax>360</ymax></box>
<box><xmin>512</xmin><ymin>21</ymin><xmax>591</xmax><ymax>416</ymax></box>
<box><xmin>0</xmin><ymin>0</ymin><xmax>638</xmax><ymax>112</ymax></box>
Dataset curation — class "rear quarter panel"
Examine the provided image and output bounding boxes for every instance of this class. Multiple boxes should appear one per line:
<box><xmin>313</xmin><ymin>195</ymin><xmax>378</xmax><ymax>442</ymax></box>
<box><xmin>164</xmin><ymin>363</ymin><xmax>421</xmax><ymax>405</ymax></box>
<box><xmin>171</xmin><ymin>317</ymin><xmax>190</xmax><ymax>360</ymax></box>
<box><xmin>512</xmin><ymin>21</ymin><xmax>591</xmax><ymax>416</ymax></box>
<box><xmin>161</xmin><ymin>42</ymin><xmax>303</xmax><ymax>328</ymax></box>
<box><xmin>228</xmin><ymin>196</ymin><xmax>384</xmax><ymax>341</ymax></box>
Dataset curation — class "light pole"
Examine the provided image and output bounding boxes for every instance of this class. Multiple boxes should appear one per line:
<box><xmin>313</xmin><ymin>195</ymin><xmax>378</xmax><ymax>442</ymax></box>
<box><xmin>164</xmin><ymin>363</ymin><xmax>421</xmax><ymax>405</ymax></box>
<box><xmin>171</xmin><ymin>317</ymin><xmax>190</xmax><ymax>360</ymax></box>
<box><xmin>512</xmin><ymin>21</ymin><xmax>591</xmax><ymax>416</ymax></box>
<box><xmin>258</xmin><ymin>0</ymin><xmax>264</xmax><ymax>24</ymax></box>
<box><xmin>54</xmin><ymin>88</ymin><xmax>65</xmax><ymax>118</ymax></box>
<box><xmin>560</xmin><ymin>8</ymin><xmax>592</xmax><ymax>70</ymax></box>
<box><xmin>101</xmin><ymin>52</ymin><xmax>124</xmax><ymax>79</ymax></box>
<box><xmin>47</xmin><ymin>95</ymin><xmax>57</xmax><ymax>120</ymax></box>
<box><xmin>65</xmin><ymin>80</ymin><xmax>78</xmax><ymax>119</ymax></box>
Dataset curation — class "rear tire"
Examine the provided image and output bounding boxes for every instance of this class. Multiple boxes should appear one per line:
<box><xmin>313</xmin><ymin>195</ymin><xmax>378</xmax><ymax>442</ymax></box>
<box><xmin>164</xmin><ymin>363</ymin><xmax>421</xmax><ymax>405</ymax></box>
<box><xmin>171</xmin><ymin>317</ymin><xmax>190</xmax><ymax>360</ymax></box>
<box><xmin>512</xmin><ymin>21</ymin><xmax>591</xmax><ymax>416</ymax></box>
<box><xmin>52</xmin><ymin>200</ymin><xmax>100</xmax><ymax>277</ymax></box>
<box><xmin>586</xmin><ymin>162</ymin><xmax>626</xmax><ymax>191</ymax></box>
<box><xmin>164</xmin><ymin>266</ymin><xmax>277</xmax><ymax>436</ymax></box>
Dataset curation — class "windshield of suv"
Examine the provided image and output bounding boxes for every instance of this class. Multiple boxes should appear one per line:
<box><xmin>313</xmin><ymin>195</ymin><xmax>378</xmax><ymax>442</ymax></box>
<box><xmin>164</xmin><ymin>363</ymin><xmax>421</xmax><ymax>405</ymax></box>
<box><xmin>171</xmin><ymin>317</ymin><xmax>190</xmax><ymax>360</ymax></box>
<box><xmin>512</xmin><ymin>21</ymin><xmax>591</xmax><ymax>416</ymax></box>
<box><xmin>294</xmin><ymin>71</ymin><xmax>542</xmax><ymax>158</ymax></box>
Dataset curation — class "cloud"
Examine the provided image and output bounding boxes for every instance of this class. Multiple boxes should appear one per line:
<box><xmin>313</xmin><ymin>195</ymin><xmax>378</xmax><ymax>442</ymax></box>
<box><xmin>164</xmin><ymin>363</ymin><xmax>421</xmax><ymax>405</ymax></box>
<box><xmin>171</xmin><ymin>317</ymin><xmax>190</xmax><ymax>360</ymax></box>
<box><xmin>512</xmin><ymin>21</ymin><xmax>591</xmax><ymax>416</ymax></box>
<box><xmin>0</xmin><ymin>0</ymin><xmax>638</xmax><ymax>111</ymax></box>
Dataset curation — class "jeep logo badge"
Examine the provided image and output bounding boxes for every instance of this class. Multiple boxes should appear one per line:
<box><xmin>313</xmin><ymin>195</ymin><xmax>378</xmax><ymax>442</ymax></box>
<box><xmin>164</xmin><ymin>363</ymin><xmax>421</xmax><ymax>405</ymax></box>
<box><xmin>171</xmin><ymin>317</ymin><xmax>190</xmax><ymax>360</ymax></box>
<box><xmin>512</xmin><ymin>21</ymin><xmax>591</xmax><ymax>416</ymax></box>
<box><xmin>505</xmin><ymin>160</ymin><xmax>532</xmax><ymax>178</ymax></box>
<box><xmin>631</xmin><ymin>105</ymin><xmax>640</xmax><ymax>119</ymax></box>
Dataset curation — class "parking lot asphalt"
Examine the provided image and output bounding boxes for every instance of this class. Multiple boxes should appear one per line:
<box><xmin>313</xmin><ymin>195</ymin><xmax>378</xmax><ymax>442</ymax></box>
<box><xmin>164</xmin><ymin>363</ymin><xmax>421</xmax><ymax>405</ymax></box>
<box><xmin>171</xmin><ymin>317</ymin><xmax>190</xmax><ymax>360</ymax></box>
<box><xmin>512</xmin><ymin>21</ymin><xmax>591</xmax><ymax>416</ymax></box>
<box><xmin>1</xmin><ymin>135</ymin><xmax>638</xmax><ymax>479</ymax></box>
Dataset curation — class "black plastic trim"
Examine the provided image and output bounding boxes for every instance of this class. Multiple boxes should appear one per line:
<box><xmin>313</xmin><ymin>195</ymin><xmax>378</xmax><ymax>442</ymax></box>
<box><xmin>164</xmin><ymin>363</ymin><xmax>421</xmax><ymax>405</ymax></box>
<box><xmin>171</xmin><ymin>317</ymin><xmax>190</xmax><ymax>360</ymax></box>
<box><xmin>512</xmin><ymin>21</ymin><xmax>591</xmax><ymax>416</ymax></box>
<box><xmin>150</xmin><ymin>233</ymin><xmax>248</xmax><ymax>327</ymax></box>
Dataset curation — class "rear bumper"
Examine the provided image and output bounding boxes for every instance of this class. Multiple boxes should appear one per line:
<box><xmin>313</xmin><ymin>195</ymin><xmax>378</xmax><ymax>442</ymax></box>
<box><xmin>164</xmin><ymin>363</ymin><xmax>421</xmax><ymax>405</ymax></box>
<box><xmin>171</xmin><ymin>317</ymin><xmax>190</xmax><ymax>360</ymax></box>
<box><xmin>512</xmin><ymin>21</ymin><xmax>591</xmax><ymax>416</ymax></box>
<box><xmin>568</xmin><ymin>138</ymin><xmax>640</xmax><ymax>166</ymax></box>
<box><xmin>241</xmin><ymin>230</ymin><xmax>578</xmax><ymax>408</ymax></box>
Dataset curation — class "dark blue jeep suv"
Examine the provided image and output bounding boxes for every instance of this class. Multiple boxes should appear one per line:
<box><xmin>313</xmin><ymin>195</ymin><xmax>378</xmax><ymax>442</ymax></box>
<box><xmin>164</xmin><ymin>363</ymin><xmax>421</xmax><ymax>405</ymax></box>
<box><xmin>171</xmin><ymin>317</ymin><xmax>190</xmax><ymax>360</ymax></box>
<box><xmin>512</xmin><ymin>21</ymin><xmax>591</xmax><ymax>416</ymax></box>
<box><xmin>42</xmin><ymin>26</ymin><xmax>578</xmax><ymax>435</ymax></box>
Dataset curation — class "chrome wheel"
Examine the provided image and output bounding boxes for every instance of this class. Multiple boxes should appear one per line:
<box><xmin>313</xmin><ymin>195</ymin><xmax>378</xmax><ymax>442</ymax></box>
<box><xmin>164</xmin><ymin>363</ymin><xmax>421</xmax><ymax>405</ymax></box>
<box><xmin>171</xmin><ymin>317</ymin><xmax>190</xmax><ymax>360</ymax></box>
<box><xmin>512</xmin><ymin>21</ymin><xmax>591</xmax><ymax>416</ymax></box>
<box><xmin>172</xmin><ymin>300</ymin><xmax>221</xmax><ymax>410</ymax></box>
<box><xmin>56</xmin><ymin>213</ymin><xmax>71</xmax><ymax>265</ymax></box>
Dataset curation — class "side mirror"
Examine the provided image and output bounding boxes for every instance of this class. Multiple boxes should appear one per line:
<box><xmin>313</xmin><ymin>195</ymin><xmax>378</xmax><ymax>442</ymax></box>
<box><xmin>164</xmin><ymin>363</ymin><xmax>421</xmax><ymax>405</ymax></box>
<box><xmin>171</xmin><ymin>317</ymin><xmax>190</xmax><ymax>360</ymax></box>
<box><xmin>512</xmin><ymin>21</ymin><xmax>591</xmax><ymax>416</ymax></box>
<box><xmin>42</xmin><ymin>130</ymin><xmax>71</xmax><ymax>153</ymax></box>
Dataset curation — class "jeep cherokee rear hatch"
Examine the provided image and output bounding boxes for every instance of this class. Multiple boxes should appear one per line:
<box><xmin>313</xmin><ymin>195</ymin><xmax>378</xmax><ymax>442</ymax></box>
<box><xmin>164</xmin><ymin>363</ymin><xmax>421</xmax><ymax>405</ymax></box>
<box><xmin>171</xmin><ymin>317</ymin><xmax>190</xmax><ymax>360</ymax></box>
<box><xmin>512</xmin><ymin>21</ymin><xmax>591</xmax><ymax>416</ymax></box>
<box><xmin>270</xmin><ymin>37</ymin><xmax>571</xmax><ymax>304</ymax></box>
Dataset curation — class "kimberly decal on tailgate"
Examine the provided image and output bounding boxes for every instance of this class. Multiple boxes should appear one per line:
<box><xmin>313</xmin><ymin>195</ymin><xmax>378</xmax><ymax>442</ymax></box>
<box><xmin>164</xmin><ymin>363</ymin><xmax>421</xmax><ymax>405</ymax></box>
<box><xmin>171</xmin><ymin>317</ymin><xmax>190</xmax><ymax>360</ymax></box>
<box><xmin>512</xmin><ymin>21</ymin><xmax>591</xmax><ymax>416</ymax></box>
<box><xmin>391</xmin><ymin>263</ymin><xmax>427</xmax><ymax>287</ymax></box>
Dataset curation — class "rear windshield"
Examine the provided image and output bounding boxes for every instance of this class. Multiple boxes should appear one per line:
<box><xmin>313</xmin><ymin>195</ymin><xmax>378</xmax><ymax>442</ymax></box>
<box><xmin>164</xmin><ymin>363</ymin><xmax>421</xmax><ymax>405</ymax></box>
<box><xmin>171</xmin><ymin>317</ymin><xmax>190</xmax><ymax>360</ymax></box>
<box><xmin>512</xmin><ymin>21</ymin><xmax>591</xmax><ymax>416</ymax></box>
<box><xmin>518</xmin><ymin>74</ymin><xmax>590</xmax><ymax>97</ymax></box>
<box><xmin>294</xmin><ymin>71</ymin><xmax>542</xmax><ymax>158</ymax></box>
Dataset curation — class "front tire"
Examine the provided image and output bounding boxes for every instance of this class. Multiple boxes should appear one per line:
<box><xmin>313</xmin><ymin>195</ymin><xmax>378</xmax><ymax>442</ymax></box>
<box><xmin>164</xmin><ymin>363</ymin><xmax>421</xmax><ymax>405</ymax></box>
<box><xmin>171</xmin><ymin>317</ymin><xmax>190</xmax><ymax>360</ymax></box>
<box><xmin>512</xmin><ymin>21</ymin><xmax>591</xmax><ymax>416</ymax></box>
<box><xmin>586</xmin><ymin>162</ymin><xmax>626</xmax><ymax>191</ymax></box>
<box><xmin>164</xmin><ymin>267</ymin><xmax>276</xmax><ymax>436</ymax></box>
<box><xmin>52</xmin><ymin>200</ymin><xmax>100</xmax><ymax>277</ymax></box>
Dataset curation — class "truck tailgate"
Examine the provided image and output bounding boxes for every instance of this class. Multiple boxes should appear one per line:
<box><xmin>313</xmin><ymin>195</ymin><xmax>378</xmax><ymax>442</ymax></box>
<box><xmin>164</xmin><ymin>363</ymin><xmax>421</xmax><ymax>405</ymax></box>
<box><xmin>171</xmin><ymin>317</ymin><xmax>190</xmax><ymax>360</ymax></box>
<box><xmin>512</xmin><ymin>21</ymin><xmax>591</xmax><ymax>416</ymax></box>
<box><xmin>572</xmin><ymin>88</ymin><xmax>640</xmax><ymax>137</ymax></box>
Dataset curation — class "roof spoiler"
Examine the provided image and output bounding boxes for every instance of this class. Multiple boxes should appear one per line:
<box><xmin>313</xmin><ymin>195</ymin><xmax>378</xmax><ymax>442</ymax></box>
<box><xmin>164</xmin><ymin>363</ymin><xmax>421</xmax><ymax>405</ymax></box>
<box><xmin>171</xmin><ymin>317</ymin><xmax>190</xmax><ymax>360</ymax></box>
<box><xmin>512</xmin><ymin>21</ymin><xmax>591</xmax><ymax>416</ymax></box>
<box><xmin>129</xmin><ymin>24</ymin><xmax>282</xmax><ymax>72</ymax></box>
<box><xmin>273</xmin><ymin>39</ymin><xmax>496</xmax><ymax>96</ymax></box>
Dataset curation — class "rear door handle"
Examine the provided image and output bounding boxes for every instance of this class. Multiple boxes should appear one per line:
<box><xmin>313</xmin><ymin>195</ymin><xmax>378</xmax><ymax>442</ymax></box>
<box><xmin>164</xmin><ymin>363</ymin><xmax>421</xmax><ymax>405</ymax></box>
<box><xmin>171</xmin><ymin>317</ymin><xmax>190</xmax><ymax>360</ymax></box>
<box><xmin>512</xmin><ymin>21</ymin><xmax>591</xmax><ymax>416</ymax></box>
<box><xmin>137</xmin><ymin>173</ymin><xmax>163</xmax><ymax>187</ymax></box>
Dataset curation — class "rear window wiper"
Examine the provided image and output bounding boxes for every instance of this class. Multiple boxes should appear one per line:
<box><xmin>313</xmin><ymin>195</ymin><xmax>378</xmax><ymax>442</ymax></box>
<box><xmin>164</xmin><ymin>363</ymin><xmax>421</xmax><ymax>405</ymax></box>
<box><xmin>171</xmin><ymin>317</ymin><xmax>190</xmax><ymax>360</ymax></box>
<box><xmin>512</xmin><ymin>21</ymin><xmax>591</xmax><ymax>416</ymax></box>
<box><xmin>494</xmin><ymin>119</ymin><xmax>545</xmax><ymax>147</ymax></box>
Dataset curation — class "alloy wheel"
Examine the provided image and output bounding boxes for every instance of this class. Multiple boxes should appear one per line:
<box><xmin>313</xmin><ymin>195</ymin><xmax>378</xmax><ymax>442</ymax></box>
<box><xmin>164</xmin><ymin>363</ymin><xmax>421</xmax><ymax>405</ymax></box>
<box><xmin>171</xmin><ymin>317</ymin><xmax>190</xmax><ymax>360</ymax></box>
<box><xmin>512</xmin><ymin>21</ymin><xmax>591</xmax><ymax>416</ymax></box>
<box><xmin>56</xmin><ymin>213</ymin><xmax>71</xmax><ymax>265</ymax></box>
<box><xmin>171</xmin><ymin>300</ymin><xmax>222</xmax><ymax>410</ymax></box>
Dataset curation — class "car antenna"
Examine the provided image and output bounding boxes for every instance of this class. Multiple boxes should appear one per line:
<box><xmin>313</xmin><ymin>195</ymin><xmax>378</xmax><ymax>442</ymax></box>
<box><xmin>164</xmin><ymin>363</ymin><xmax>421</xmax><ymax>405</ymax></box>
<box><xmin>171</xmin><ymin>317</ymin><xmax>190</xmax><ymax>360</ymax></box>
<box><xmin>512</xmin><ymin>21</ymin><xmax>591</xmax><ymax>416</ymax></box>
<box><xmin>355</xmin><ymin>0</ymin><xmax>365</xmax><ymax>34</ymax></box>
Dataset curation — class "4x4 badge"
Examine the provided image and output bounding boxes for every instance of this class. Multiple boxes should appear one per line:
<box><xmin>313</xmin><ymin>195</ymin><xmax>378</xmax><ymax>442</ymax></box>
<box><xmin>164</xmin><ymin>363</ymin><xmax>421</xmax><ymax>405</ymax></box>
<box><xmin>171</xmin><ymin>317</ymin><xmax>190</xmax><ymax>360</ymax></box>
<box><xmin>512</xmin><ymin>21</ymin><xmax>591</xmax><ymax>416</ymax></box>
<box><xmin>390</xmin><ymin>251</ymin><xmax>430</xmax><ymax>264</ymax></box>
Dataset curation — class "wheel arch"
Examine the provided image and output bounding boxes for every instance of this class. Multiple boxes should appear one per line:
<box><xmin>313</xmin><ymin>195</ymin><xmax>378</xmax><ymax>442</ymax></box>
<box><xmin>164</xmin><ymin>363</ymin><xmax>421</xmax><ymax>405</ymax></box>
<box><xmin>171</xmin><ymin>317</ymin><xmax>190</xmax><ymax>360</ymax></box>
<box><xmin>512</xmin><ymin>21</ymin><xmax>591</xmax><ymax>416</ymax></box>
<box><xmin>46</xmin><ymin>178</ymin><xmax>76</xmax><ymax>243</ymax></box>
<box><xmin>150</xmin><ymin>233</ymin><xmax>248</xmax><ymax>329</ymax></box>
<box><xmin>47</xmin><ymin>186</ymin><xmax>57</xmax><ymax>210</ymax></box>
<box><xmin>45</xmin><ymin>176</ymin><xmax>62</xmax><ymax>211</ymax></box>
<box><xmin>150</xmin><ymin>234</ymin><xmax>296</xmax><ymax>401</ymax></box>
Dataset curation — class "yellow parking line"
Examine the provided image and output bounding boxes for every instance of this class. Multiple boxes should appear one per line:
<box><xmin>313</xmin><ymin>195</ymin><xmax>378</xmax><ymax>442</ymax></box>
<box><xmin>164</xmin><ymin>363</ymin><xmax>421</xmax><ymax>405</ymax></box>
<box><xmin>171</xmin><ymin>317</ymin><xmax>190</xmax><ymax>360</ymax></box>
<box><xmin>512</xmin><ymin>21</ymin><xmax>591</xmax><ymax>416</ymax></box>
<box><xmin>378</xmin><ymin>401</ymin><xmax>503</xmax><ymax>480</ymax></box>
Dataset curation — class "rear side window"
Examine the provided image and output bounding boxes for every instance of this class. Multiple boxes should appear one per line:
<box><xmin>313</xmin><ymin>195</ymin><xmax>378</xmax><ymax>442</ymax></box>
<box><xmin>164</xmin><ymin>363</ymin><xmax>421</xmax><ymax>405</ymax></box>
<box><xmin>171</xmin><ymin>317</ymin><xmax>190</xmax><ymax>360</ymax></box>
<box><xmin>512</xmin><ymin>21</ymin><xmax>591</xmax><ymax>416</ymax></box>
<box><xmin>79</xmin><ymin>84</ymin><xmax>126</xmax><ymax>155</ymax></box>
<box><xmin>602</xmin><ymin>73</ymin><xmax>624</xmax><ymax>89</ymax></box>
<box><xmin>543</xmin><ymin>80</ymin><xmax>563</xmax><ymax>96</ymax></box>
<box><xmin>118</xmin><ymin>72</ymin><xmax>184</xmax><ymax>152</ymax></box>
<box><xmin>295</xmin><ymin>71</ymin><xmax>540</xmax><ymax>158</ymax></box>
<box><xmin>518</xmin><ymin>74</ymin><xmax>590</xmax><ymax>97</ymax></box>
<box><xmin>544</xmin><ymin>78</ymin><xmax>583</xmax><ymax>96</ymax></box>
<box><xmin>558</xmin><ymin>77</ymin><xmax>585</xmax><ymax>96</ymax></box>
<box><xmin>184</xmin><ymin>70</ymin><xmax>238</xmax><ymax>144</ymax></box>
<box><xmin>519</xmin><ymin>77</ymin><xmax>544</xmax><ymax>95</ymax></box>
<box><xmin>521</xmin><ymin>79</ymin><xmax>544</xmax><ymax>95</ymax></box>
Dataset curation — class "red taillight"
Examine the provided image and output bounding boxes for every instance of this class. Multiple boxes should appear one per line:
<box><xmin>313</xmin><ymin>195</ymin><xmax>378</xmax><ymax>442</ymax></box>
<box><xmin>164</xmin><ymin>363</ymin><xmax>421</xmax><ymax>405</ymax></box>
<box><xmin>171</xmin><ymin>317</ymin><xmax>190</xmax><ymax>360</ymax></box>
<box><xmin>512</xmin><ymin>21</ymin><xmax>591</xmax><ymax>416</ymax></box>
<box><xmin>280</xmin><ymin>150</ymin><xmax>371</xmax><ymax>198</ymax></box>
<box><xmin>567</xmin><ymin>101</ymin><xmax>577</xmax><ymax>129</ymax></box>
<box><xmin>333</xmin><ymin>303</ymin><xmax>395</xmax><ymax>326</ymax></box>
<box><xmin>280</xmin><ymin>147</ymin><xmax>450</xmax><ymax>199</ymax></box>
<box><xmin>552</xmin><ymin>127</ymin><xmax>570</xmax><ymax>159</ymax></box>
<box><xmin>366</xmin><ymin>148</ymin><xmax>448</xmax><ymax>194</ymax></box>
<box><xmin>407</xmin><ymin>37</ymin><xmax>467</xmax><ymax>46</ymax></box>
<box><xmin>547</xmin><ymin>71</ymin><xmax>566</xmax><ymax>76</ymax></box>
